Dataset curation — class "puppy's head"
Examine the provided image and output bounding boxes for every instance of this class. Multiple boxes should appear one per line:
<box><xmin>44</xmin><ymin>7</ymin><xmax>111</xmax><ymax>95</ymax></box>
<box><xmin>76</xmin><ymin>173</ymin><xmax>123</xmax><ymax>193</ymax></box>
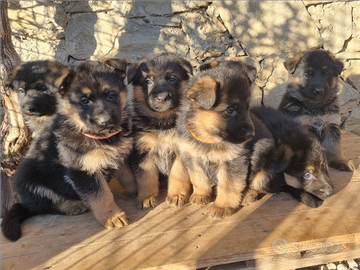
<box><xmin>5</xmin><ymin>60</ymin><xmax>72</xmax><ymax>118</ymax></box>
<box><xmin>185</xmin><ymin>61</ymin><xmax>256</xmax><ymax>144</ymax></box>
<box><xmin>127</xmin><ymin>52</ymin><xmax>193</xmax><ymax>113</ymax></box>
<box><xmin>284</xmin><ymin>49</ymin><xmax>343</xmax><ymax>104</ymax></box>
<box><xmin>58</xmin><ymin>59</ymin><xmax>129</xmax><ymax>140</ymax></box>
<box><xmin>275</xmin><ymin>134</ymin><xmax>333</xmax><ymax>200</ymax></box>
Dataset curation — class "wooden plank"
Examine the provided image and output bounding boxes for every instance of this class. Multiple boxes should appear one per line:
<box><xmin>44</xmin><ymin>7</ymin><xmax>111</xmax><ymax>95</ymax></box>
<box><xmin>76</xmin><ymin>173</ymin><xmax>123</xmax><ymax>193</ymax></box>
<box><xmin>1</xmin><ymin>131</ymin><xmax>360</xmax><ymax>270</ymax></box>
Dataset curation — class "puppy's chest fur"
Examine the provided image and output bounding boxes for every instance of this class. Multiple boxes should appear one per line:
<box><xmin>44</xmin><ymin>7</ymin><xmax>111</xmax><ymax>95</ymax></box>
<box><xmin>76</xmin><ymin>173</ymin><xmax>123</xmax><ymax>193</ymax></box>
<box><xmin>136</xmin><ymin>129</ymin><xmax>178</xmax><ymax>174</ymax></box>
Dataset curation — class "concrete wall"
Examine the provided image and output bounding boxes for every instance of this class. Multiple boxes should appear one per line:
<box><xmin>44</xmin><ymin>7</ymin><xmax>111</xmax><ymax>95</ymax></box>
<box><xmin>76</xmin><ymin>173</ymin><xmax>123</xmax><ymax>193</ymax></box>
<box><xmin>7</xmin><ymin>0</ymin><xmax>360</xmax><ymax>135</ymax></box>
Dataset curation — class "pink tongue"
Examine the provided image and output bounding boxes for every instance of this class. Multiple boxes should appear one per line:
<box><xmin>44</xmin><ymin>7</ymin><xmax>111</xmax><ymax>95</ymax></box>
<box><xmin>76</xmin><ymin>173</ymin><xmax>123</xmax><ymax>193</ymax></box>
<box><xmin>82</xmin><ymin>130</ymin><xmax>120</xmax><ymax>139</ymax></box>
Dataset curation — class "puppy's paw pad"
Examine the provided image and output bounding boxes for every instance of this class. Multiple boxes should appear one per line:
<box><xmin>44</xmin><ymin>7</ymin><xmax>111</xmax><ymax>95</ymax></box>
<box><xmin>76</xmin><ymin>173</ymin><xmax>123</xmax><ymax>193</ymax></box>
<box><xmin>104</xmin><ymin>211</ymin><xmax>129</xmax><ymax>229</ymax></box>
<box><xmin>189</xmin><ymin>194</ymin><xmax>211</xmax><ymax>205</ymax></box>
<box><xmin>137</xmin><ymin>196</ymin><xmax>158</xmax><ymax>210</ymax></box>
<box><xmin>166</xmin><ymin>195</ymin><xmax>188</xmax><ymax>207</ymax></box>
<box><xmin>209</xmin><ymin>206</ymin><xmax>236</xmax><ymax>219</ymax></box>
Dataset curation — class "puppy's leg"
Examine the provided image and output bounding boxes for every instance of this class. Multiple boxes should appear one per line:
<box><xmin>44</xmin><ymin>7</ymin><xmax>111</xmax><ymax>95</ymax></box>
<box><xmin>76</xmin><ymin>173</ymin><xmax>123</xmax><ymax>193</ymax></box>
<box><xmin>135</xmin><ymin>162</ymin><xmax>159</xmax><ymax>210</ymax></box>
<box><xmin>114</xmin><ymin>162</ymin><xmax>138</xmax><ymax>197</ymax></box>
<box><xmin>241</xmin><ymin>188</ymin><xmax>264</xmax><ymax>205</ymax></box>
<box><xmin>283</xmin><ymin>185</ymin><xmax>323</xmax><ymax>208</ymax></box>
<box><xmin>323</xmin><ymin>125</ymin><xmax>353</xmax><ymax>171</ymax></box>
<box><xmin>210</xmin><ymin>165</ymin><xmax>246</xmax><ymax>219</ymax></box>
<box><xmin>166</xmin><ymin>155</ymin><xmax>191</xmax><ymax>207</ymax></box>
<box><xmin>69</xmin><ymin>170</ymin><xmax>129</xmax><ymax>229</ymax></box>
<box><xmin>188</xmin><ymin>162</ymin><xmax>212</xmax><ymax>205</ymax></box>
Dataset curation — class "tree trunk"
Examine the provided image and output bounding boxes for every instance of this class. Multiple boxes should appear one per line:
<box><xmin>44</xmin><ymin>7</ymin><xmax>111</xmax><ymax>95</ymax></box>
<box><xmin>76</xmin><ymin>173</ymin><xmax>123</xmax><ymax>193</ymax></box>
<box><xmin>1</xmin><ymin>1</ymin><xmax>29</xmax><ymax>216</ymax></box>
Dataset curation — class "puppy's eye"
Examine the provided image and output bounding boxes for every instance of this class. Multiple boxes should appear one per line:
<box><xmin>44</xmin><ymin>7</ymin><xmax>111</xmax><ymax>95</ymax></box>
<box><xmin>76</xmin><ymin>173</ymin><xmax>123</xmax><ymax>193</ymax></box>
<box><xmin>225</xmin><ymin>107</ymin><xmax>237</xmax><ymax>117</ymax></box>
<box><xmin>145</xmin><ymin>78</ymin><xmax>153</xmax><ymax>85</ymax></box>
<box><xmin>168</xmin><ymin>76</ymin><xmax>177</xmax><ymax>83</ymax></box>
<box><xmin>18</xmin><ymin>88</ymin><xmax>25</xmax><ymax>94</ymax></box>
<box><xmin>304</xmin><ymin>72</ymin><xmax>312</xmax><ymax>79</ymax></box>
<box><xmin>107</xmin><ymin>91</ymin><xmax>116</xmax><ymax>100</ymax></box>
<box><xmin>80</xmin><ymin>97</ymin><xmax>90</xmax><ymax>105</ymax></box>
<box><xmin>323</xmin><ymin>72</ymin><xmax>329</xmax><ymax>78</ymax></box>
<box><xmin>303</xmin><ymin>171</ymin><xmax>312</xmax><ymax>180</ymax></box>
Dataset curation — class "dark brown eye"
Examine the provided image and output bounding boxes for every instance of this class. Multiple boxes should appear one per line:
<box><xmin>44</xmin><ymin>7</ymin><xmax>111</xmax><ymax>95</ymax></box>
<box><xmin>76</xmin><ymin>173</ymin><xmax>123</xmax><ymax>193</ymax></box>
<box><xmin>225</xmin><ymin>107</ymin><xmax>237</xmax><ymax>117</ymax></box>
<box><xmin>323</xmin><ymin>71</ymin><xmax>329</xmax><ymax>78</ymax></box>
<box><xmin>168</xmin><ymin>75</ymin><xmax>177</xmax><ymax>83</ymax></box>
<box><xmin>80</xmin><ymin>97</ymin><xmax>90</xmax><ymax>105</ymax></box>
<box><xmin>304</xmin><ymin>72</ymin><xmax>312</xmax><ymax>79</ymax></box>
<box><xmin>107</xmin><ymin>91</ymin><xmax>116</xmax><ymax>100</ymax></box>
<box><xmin>145</xmin><ymin>78</ymin><xmax>153</xmax><ymax>85</ymax></box>
<box><xmin>303</xmin><ymin>172</ymin><xmax>312</xmax><ymax>180</ymax></box>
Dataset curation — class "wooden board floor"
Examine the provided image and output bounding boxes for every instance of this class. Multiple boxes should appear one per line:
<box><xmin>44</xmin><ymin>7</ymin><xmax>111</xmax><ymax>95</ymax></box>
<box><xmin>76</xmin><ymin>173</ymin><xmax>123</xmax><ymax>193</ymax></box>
<box><xmin>1</xmin><ymin>131</ymin><xmax>360</xmax><ymax>270</ymax></box>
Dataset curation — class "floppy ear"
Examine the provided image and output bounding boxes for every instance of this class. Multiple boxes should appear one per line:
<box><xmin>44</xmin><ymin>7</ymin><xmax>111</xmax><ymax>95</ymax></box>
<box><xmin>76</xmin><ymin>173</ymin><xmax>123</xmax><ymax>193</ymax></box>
<box><xmin>273</xmin><ymin>144</ymin><xmax>293</xmax><ymax>173</ymax></box>
<box><xmin>284</xmin><ymin>53</ymin><xmax>304</xmax><ymax>74</ymax></box>
<box><xmin>187</xmin><ymin>76</ymin><xmax>218</xmax><ymax>110</ymax></box>
<box><xmin>102</xmin><ymin>58</ymin><xmax>128</xmax><ymax>78</ymax></box>
<box><xmin>199</xmin><ymin>60</ymin><xmax>220</xmax><ymax>71</ymax></box>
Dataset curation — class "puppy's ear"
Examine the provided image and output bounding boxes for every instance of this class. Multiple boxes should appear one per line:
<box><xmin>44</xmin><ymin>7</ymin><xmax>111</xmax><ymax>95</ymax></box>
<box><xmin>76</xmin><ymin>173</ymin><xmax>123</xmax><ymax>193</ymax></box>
<box><xmin>243</xmin><ymin>64</ymin><xmax>257</xmax><ymax>83</ymax></box>
<box><xmin>58</xmin><ymin>70</ymin><xmax>75</xmax><ymax>96</ymax></box>
<box><xmin>334</xmin><ymin>59</ymin><xmax>344</xmax><ymax>75</ymax></box>
<box><xmin>180</xmin><ymin>58</ymin><xmax>193</xmax><ymax>76</ymax></box>
<box><xmin>273</xmin><ymin>144</ymin><xmax>293</xmax><ymax>173</ymax></box>
<box><xmin>126</xmin><ymin>63</ymin><xmax>139</xmax><ymax>85</ymax></box>
<box><xmin>4</xmin><ymin>66</ymin><xmax>21</xmax><ymax>89</ymax></box>
<box><xmin>284</xmin><ymin>53</ymin><xmax>303</xmax><ymax>74</ymax></box>
<box><xmin>187</xmin><ymin>76</ymin><xmax>218</xmax><ymax>109</ymax></box>
<box><xmin>102</xmin><ymin>58</ymin><xmax>128</xmax><ymax>78</ymax></box>
<box><xmin>199</xmin><ymin>61</ymin><xmax>219</xmax><ymax>71</ymax></box>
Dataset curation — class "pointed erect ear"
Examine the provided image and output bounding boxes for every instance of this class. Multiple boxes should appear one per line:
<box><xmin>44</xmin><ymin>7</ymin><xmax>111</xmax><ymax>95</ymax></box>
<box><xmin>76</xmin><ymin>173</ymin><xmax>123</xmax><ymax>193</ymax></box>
<box><xmin>180</xmin><ymin>58</ymin><xmax>193</xmax><ymax>76</ymax></box>
<box><xmin>334</xmin><ymin>59</ymin><xmax>344</xmax><ymax>75</ymax></box>
<box><xmin>199</xmin><ymin>61</ymin><xmax>220</xmax><ymax>71</ymax></box>
<box><xmin>187</xmin><ymin>76</ymin><xmax>218</xmax><ymax>110</ymax></box>
<box><xmin>4</xmin><ymin>66</ymin><xmax>21</xmax><ymax>88</ymax></box>
<box><xmin>102</xmin><ymin>58</ymin><xmax>128</xmax><ymax>78</ymax></box>
<box><xmin>126</xmin><ymin>63</ymin><xmax>140</xmax><ymax>85</ymax></box>
<box><xmin>284</xmin><ymin>53</ymin><xmax>304</xmax><ymax>74</ymax></box>
<box><xmin>273</xmin><ymin>144</ymin><xmax>294</xmax><ymax>173</ymax></box>
<box><xmin>243</xmin><ymin>64</ymin><xmax>257</xmax><ymax>83</ymax></box>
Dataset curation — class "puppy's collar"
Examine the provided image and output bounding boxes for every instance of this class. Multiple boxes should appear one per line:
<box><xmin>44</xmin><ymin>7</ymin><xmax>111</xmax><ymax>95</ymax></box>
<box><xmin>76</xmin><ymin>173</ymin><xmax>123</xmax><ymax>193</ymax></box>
<box><xmin>82</xmin><ymin>130</ymin><xmax>120</xmax><ymax>139</ymax></box>
<box><xmin>186</xmin><ymin>122</ymin><xmax>218</xmax><ymax>144</ymax></box>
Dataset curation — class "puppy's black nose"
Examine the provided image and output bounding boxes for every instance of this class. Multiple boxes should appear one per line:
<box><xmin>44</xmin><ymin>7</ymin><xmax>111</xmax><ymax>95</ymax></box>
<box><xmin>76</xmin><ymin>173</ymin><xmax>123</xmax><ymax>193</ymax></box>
<box><xmin>315</xmin><ymin>87</ymin><xmax>324</xmax><ymax>94</ymax></box>
<box><xmin>242</xmin><ymin>128</ymin><xmax>254</xmax><ymax>139</ymax></box>
<box><xmin>156</xmin><ymin>92</ymin><xmax>171</xmax><ymax>103</ymax></box>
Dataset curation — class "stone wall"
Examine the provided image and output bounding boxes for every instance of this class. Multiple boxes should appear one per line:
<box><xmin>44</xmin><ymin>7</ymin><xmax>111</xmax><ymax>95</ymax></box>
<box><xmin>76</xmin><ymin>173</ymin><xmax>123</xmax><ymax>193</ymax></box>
<box><xmin>7</xmin><ymin>0</ymin><xmax>360</xmax><ymax>135</ymax></box>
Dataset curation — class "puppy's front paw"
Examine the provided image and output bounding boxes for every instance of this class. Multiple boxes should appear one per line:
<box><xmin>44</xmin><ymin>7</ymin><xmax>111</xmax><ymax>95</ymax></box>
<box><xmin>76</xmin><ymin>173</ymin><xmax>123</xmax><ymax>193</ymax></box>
<box><xmin>166</xmin><ymin>194</ymin><xmax>188</xmax><ymax>207</ymax></box>
<box><xmin>104</xmin><ymin>211</ymin><xmax>130</xmax><ymax>229</ymax></box>
<box><xmin>329</xmin><ymin>160</ymin><xmax>354</xmax><ymax>172</ymax></box>
<box><xmin>209</xmin><ymin>205</ymin><xmax>236</xmax><ymax>219</ymax></box>
<box><xmin>137</xmin><ymin>196</ymin><xmax>158</xmax><ymax>210</ymax></box>
<box><xmin>189</xmin><ymin>194</ymin><xmax>211</xmax><ymax>205</ymax></box>
<box><xmin>59</xmin><ymin>200</ymin><xmax>89</xmax><ymax>215</ymax></box>
<box><xmin>300</xmin><ymin>192</ymin><xmax>323</xmax><ymax>208</ymax></box>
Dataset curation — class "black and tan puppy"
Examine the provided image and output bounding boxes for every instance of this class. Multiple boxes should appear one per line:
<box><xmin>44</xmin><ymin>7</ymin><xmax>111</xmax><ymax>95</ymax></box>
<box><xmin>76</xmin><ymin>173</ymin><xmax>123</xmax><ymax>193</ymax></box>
<box><xmin>278</xmin><ymin>49</ymin><xmax>352</xmax><ymax>171</ymax></box>
<box><xmin>127</xmin><ymin>52</ymin><xmax>193</xmax><ymax>209</ymax></box>
<box><xmin>167</xmin><ymin>60</ymin><xmax>281</xmax><ymax>219</ymax></box>
<box><xmin>250</xmin><ymin>106</ymin><xmax>334</xmax><ymax>208</ymax></box>
<box><xmin>1</xmin><ymin>61</ymin><xmax>81</xmax><ymax>242</ymax></box>
<box><xmin>1</xmin><ymin>59</ymin><xmax>133</xmax><ymax>242</ymax></box>
<box><xmin>55</xmin><ymin>59</ymin><xmax>133</xmax><ymax>229</ymax></box>
<box><xmin>4</xmin><ymin>60</ymin><xmax>70</xmax><ymax>136</ymax></box>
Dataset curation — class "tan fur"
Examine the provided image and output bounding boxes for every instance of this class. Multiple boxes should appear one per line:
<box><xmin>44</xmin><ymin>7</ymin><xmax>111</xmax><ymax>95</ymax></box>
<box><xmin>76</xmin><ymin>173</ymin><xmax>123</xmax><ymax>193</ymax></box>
<box><xmin>58</xmin><ymin>102</ymin><xmax>87</xmax><ymax>131</ymax></box>
<box><xmin>80</xmin><ymin>148</ymin><xmax>120</xmax><ymax>173</ymax></box>
<box><xmin>56</xmin><ymin>199</ymin><xmax>88</xmax><ymax>215</ymax></box>
<box><xmin>241</xmin><ymin>188</ymin><xmax>262</xmax><ymax>205</ymax></box>
<box><xmin>167</xmin><ymin>155</ymin><xmax>192</xmax><ymax>206</ymax></box>
<box><xmin>53</xmin><ymin>68</ymin><xmax>71</xmax><ymax>88</ymax></box>
<box><xmin>249</xmin><ymin>170</ymin><xmax>269</xmax><ymax>191</ymax></box>
<box><xmin>88</xmin><ymin>173</ymin><xmax>129</xmax><ymax>228</ymax></box>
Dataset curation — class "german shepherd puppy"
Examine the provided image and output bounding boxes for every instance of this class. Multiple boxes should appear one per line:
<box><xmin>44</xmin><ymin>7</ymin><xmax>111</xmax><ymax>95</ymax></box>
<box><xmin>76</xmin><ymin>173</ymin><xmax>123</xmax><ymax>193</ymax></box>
<box><xmin>250</xmin><ymin>106</ymin><xmax>334</xmax><ymax>208</ymax></box>
<box><xmin>1</xmin><ymin>59</ymin><xmax>131</xmax><ymax>242</ymax></box>
<box><xmin>127</xmin><ymin>52</ymin><xmax>193</xmax><ymax>209</ymax></box>
<box><xmin>1</xmin><ymin>61</ymin><xmax>83</xmax><ymax>242</ymax></box>
<box><xmin>278</xmin><ymin>49</ymin><xmax>352</xmax><ymax>172</ymax></box>
<box><xmin>167</xmin><ymin>60</ymin><xmax>281</xmax><ymax>219</ymax></box>
<box><xmin>4</xmin><ymin>60</ymin><xmax>70</xmax><ymax>137</ymax></box>
<box><xmin>55</xmin><ymin>59</ymin><xmax>133</xmax><ymax>229</ymax></box>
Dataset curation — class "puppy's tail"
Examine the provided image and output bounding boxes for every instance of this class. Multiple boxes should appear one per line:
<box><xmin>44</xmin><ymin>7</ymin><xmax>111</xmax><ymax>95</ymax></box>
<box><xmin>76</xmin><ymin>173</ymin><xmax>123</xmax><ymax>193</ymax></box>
<box><xmin>1</xmin><ymin>203</ymin><xmax>35</xmax><ymax>242</ymax></box>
